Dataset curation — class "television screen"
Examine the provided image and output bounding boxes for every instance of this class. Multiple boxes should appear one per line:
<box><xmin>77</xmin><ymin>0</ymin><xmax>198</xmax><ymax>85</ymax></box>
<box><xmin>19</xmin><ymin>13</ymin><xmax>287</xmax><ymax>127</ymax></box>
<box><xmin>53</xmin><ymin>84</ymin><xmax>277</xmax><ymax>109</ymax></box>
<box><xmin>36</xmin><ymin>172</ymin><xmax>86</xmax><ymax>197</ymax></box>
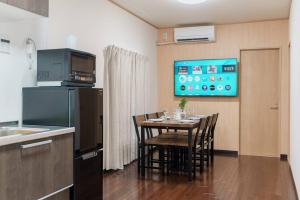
<box><xmin>174</xmin><ymin>58</ymin><xmax>238</xmax><ymax>96</ymax></box>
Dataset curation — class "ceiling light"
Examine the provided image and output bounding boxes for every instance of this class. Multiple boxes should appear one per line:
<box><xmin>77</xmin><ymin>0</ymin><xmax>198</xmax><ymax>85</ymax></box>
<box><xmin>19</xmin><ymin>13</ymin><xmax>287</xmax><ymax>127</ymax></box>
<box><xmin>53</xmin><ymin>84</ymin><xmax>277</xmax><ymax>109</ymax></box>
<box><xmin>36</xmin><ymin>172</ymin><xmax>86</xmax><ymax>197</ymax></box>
<box><xmin>177</xmin><ymin>0</ymin><xmax>208</xmax><ymax>5</ymax></box>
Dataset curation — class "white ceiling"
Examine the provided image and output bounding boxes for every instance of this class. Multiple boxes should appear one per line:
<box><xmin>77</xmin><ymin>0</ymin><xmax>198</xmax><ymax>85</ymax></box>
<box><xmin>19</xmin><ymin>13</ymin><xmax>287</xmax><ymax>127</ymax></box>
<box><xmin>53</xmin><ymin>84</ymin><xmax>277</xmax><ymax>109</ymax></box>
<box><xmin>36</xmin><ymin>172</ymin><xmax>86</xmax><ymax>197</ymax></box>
<box><xmin>110</xmin><ymin>0</ymin><xmax>291</xmax><ymax>28</ymax></box>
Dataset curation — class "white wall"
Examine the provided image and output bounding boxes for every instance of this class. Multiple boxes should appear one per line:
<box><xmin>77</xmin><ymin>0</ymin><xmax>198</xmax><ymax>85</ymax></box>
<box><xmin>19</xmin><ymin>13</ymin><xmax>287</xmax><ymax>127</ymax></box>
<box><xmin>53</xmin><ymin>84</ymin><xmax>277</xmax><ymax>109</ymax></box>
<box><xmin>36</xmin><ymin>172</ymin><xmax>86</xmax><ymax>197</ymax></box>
<box><xmin>289</xmin><ymin>0</ymin><xmax>300</xmax><ymax>196</ymax></box>
<box><xmin>0</xmin><ymin>18</ymin><xmax>47</xmax><ymax>122</ymax></box>
<box><xmin>47</xmin><ymin>0</ymin><xmax>158</xmax><ymax>111</ymax></box>
<box><xmin>0</xmin><ymin>0</ymin><xmax>157</xmax><ymax>123</ymax></box>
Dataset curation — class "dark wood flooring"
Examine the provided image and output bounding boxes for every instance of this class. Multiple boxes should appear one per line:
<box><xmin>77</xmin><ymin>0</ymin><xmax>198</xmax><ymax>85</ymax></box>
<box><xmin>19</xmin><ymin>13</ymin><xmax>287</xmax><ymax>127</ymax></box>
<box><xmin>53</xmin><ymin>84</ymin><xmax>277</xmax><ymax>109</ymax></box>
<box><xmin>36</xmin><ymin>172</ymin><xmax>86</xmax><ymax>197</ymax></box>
<box><xmin>103</xmin><ymin>155</ymin><xmax>298</xmax><ymax>200</ymax></box>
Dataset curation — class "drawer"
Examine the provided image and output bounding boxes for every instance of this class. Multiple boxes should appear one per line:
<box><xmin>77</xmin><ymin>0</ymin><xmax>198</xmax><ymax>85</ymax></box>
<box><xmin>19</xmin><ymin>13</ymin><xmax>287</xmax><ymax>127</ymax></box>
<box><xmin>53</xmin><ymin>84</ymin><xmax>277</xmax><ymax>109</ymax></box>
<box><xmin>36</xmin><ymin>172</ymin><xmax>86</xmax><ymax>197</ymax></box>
<box><xmin>0</xmin><ymin>134</ymin><xmax>73</xmax><ymax>200</ymax></box>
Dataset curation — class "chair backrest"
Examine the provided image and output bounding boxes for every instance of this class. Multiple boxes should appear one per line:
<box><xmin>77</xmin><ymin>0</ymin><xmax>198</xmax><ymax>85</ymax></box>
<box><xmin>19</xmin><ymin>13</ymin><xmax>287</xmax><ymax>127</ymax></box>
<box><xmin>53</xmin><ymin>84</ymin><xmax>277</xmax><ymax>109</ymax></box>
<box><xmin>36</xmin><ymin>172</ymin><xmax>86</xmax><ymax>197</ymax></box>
<box><xmin>146</xmin><ymin>113</ymin><xmax>158</xmax><ymax>120</ymax></box>
<box><xmin>156</xmin><ymin>111</ymin><xmax>166</xmax><ymax>134</ymax></box>
<box><xmin>210</xmin><ymin>113</ymin><xmax>219</xmax><ymax>139</ymax></box>
<box><xmin>156</xmin><ymin>111</ymin><xmax>165</xmax><ymax>118</ymax></box>
<box><xmin>145</xmin><ymin>113</ymin><xmax>159</xmax><ymax>137</ymax></box>
<box><xmin>132</xmin><ymin>114</ymin><xmax>146</xmax><ymax>143</ymax></box>
<box><xmin>195</xmin><ymin>116</ymin><xmax>213</xmax><ymax>146</ymax></box>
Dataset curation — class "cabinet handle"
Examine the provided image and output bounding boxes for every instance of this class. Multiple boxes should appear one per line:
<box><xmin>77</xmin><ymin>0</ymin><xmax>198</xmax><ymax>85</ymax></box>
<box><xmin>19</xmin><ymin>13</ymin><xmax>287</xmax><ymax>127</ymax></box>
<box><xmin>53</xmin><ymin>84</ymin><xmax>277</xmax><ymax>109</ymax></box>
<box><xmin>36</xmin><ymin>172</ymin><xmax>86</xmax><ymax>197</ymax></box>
<box><xmin>21</xmin><ymin>140</ymin><xmax>52</xmax><ymax>149</ymax></box>
<box><xmin>81</xmin><ymin>151</ymin><xmax>98</xmax><ymax>160</ymax></box>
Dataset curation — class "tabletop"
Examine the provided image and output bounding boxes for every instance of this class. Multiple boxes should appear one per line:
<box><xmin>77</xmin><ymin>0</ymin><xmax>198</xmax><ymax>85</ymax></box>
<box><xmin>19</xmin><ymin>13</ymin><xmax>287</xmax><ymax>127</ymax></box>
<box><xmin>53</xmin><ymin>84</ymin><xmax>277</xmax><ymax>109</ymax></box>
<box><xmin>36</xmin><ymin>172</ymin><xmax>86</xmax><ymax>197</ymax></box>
<box><xmin>141</xmin><ymin>119</ymin><xmax>201</xmax><ymax>129</ymax></box>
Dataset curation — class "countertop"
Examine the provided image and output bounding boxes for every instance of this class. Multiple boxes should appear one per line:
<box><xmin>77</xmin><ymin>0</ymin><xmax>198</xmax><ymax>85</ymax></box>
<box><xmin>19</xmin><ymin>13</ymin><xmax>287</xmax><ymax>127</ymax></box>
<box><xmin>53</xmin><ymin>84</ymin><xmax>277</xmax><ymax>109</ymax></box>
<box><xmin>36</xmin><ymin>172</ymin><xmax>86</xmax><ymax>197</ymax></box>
<box><xmin>0</xmin><ymin>125</ymin><xmax>75</xmax><ymax>147</ymax></box>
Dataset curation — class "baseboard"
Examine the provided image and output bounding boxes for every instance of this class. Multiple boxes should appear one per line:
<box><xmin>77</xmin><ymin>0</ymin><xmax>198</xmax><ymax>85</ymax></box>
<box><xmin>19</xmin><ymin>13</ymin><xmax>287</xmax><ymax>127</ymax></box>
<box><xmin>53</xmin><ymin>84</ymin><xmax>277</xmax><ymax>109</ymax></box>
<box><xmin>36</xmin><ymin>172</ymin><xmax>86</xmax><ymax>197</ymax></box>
<box><xmin>289</xmin><ymin>165</ymin><xmax>299</xmax><ymax>200</ymax></box>
<box><xmin>280</xmin><ymin>154</ymin><xmax>288</xmax><ymax>161</ymax></box>
<box><xmin>214</xmin><ymin>149</ymin><xmax>238</xmax><ymax>157</ymax></box>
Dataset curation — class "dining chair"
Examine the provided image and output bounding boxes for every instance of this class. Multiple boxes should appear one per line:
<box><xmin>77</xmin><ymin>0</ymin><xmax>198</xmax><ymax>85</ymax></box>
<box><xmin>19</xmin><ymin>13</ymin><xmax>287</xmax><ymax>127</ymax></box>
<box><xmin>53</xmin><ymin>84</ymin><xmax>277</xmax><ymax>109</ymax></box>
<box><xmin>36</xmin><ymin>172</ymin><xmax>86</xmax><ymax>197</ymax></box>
<box><xmin>208</xmin><ymin>113</ymin><xmax>219</xmax><ymax>164</ymax></box>
<box><xmin>145</xmin><ymin>112</ymin><xmax>162</xmax><ymax>167</ymax></box>
<box><xmin>133</xmin><ymin>114</ymin><xmax>165</xmax><ymax>173</ymax></box>
<box><xmin>145</xmin><ymin>117</ymin><xmax>210</xmax><ymax>177</ymax></box>
<box><xmin>156</xmin><ymin>111</ymin><xmax>167</xmax><ymax>134</ymax></box>
<box><xmin>146</xmin><ymin>113</ymin><xmax>159</xmax><ymax>137</ymax></box>
<box><xmin>132</xmin><ymin>114</ymin><xmax>147</xmax><ymax>173</ymax></box>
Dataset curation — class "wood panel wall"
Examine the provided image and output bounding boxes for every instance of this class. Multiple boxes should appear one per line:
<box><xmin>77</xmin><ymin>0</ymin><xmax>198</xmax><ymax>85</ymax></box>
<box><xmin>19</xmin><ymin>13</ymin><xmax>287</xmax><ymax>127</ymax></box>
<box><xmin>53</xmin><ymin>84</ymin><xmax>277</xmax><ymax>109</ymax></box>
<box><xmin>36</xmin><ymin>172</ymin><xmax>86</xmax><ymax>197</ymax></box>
<box><xmin>157</xmin><ymin>20</ymin><xmax>290</xmax><ymax>155</ymax></box>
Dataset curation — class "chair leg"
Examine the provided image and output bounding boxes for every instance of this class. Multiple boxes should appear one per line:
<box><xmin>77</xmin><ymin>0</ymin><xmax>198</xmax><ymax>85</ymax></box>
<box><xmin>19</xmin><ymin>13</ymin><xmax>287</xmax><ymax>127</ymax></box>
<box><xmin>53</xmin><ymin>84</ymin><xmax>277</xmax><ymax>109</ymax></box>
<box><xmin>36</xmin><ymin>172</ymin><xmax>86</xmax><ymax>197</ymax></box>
<box><xmin>138</xmin><ymin>146</ymin><xmax>140</xmax><ymax>174</ymax></box>
<box><xmin>200</xmin><ymin>141</ymin><xmax>204</xmax><ymax>173</ymax></box>
<box><xmin>206</xmin><ymin>142</ymin><xmax>210</xmax><ymax>167</ymax></box>
<box><xmin>167</xmin><ymin>148</ymin><xmax>170</xmax><ymax>175</ymax></box>
<box><xmin>193</xmin><ymin>149</ymin><xmax>196</xmax><ymax>178</ymax></box>
<box><xmin>159</xmin><ymin>147</ymin><xmax>165</xmax><ymax>175</ymax></box>
<box><xmin>147</xmin><ymin>146</ymin><xmax>151</xmax><ymax>168</ymax></box>
<box><xmin>211</xmin><ymin>141</ymin><xmax>214</xmax><ymax>164</ymax></box>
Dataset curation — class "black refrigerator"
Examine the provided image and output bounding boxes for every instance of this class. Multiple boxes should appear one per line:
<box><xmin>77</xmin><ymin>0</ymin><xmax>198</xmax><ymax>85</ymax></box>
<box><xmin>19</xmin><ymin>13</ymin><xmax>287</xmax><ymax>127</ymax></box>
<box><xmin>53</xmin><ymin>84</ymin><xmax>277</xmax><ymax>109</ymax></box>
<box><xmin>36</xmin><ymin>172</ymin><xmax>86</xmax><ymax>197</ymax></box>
<box><xmin>23</xmin><ymin>86</ymin><xmax>103</xmax><ymax>200</ymax></box>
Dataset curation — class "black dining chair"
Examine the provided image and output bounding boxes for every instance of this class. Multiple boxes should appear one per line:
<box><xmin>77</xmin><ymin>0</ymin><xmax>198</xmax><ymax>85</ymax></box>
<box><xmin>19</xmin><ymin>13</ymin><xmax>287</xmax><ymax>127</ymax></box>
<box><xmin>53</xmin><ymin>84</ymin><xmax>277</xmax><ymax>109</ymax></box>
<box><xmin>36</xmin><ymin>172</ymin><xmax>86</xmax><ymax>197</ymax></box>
<box><xmin>208</xmin><ymin>113</ymin><xmax>219</xmax><ymax>164</ymax></box>
<box><xmin>133</xmin><ymin>114</ymin><xmax>166</xmax><ymax>173</ymax></box>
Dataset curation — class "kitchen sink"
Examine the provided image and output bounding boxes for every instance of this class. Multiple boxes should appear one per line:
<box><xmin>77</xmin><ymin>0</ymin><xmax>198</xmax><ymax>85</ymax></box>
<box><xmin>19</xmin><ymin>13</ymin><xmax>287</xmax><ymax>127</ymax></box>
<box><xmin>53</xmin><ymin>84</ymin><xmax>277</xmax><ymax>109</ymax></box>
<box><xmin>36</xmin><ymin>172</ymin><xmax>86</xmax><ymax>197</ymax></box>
<box><xmin>0</xmin><ymin>127</ymin><xmax>49</xmax><ymax>138</ymax></box>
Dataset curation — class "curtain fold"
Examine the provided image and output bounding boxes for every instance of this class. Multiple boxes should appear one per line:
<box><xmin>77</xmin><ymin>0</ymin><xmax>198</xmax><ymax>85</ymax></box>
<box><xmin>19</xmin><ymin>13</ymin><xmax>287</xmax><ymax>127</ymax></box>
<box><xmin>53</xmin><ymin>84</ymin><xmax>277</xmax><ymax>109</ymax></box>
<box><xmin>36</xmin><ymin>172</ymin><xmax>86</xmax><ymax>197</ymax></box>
<box><xmin>103</xmin><ymin>45</ymin><xmax>151</xmax><ymax>170</ymax></box>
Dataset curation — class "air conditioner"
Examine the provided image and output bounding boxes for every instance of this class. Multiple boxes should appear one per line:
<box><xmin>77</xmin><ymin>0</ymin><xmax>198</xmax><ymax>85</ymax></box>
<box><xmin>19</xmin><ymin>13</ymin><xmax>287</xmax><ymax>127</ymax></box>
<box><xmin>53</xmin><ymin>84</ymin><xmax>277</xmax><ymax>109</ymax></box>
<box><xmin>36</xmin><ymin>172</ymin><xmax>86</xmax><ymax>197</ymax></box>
<box><xmin>174</xmin><ymin>26</ymin><xmax>215</xmax><ymax>43</ymax></box>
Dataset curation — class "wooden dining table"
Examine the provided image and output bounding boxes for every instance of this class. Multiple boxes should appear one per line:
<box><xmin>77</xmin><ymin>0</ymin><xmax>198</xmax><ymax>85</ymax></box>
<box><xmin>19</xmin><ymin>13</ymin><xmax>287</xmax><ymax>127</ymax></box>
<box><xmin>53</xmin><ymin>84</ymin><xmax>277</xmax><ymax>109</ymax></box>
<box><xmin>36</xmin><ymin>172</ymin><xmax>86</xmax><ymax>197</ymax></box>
<box><xmin>140</xmin><ymin>119</ymin><xmax>202</xmax><ymax>181</ymax></box>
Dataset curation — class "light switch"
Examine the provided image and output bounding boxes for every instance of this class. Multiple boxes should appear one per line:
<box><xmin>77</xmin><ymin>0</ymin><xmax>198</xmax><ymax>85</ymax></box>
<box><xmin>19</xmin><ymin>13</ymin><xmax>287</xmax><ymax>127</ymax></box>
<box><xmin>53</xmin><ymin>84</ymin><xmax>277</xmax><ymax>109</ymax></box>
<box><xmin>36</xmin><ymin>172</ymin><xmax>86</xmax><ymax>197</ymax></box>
<box><xmin>0</xmin><ymin>38</ymin><xmax>10</xmax><ymax>54</ymax></box>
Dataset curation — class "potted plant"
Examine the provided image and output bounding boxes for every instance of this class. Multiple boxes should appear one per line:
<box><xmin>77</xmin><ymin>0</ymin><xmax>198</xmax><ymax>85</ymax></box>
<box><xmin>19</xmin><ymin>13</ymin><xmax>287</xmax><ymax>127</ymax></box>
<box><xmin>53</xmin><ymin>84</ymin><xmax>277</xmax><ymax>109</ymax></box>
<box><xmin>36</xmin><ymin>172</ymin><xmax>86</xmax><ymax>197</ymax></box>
<box><xmin>179</xmin><ymin>98</ymin><xmax>187</xmax><ymax>112</ymax></box>
<box><xmin>177</xmin><ymin>98</ymin><xmax>188</xmax><ymax>119</ymax></box>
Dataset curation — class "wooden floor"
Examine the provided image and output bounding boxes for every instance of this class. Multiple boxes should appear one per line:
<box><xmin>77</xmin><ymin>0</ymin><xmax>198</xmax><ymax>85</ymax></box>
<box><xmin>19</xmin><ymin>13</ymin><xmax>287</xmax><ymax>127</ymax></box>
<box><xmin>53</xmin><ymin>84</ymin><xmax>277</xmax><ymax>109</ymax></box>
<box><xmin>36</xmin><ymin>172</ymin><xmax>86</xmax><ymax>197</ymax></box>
<box><xmin>103</xmin><ymin>155</ymin><xmax>298</xmax><ymax>200</ymax></box>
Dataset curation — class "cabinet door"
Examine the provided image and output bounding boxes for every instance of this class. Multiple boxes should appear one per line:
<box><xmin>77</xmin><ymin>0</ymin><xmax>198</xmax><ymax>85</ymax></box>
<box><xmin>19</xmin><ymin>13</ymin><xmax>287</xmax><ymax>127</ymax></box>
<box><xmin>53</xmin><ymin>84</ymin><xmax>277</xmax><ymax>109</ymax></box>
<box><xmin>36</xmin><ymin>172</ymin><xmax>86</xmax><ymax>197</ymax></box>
<box><xmin>0</xmin><ymin>143</ymin><xmax>23</xmax><ymax>200</ymax></box>
<box><xmin>7</xmin><ymin>0</ymin><xmax>49</xmax><ymax>16</ymax></box>
<box><xmin>0</xmin><ymin>134</ymin><xmax>73</xmax><ymax>200</ymax></box>
<box><xmin>21</xmin><ymin>134</ymin><xmax>73</xmax><ymax>200</ymax></box>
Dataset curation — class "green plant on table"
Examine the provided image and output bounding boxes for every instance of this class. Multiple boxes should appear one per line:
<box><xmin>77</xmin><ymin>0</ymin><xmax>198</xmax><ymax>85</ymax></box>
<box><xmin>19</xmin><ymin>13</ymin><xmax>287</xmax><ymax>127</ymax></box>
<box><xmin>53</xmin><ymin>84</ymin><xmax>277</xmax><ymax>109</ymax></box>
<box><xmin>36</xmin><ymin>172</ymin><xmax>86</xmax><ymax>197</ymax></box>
<box><xmin>179</xmin><ymin>98</ymin><xmax>188</xmax><ymax>112</ymax></box>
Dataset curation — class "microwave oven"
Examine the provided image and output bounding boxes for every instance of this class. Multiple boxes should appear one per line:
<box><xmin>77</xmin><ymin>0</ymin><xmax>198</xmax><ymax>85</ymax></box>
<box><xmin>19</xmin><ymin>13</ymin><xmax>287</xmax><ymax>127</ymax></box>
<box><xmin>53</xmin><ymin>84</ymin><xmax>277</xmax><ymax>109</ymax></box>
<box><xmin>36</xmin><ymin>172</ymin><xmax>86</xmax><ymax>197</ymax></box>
<box><xmin>37</xmin><ymin>48</ymin><xmax>96</xmax><ymax>87</ymax></box>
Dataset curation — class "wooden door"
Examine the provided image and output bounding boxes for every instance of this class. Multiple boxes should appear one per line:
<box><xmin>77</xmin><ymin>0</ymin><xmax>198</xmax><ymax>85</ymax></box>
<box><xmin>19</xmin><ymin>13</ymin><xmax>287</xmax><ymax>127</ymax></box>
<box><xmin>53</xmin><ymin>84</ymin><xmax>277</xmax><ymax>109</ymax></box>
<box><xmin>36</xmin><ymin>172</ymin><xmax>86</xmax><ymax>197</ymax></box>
<box><xmin>240</xmin><ymin>49</ymin><xmax>279</xmax><ymax>157</ymax></box>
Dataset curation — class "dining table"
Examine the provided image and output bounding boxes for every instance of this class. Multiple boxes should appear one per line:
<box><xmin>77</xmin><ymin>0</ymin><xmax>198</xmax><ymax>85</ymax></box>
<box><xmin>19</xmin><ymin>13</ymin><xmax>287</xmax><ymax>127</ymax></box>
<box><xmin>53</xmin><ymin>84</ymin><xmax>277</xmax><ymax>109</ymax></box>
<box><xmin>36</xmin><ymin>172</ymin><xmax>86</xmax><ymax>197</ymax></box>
<box><xmin>140</xmin><ymin>119</ymin><xmax>202</xmax><ymax>181</ymax></box>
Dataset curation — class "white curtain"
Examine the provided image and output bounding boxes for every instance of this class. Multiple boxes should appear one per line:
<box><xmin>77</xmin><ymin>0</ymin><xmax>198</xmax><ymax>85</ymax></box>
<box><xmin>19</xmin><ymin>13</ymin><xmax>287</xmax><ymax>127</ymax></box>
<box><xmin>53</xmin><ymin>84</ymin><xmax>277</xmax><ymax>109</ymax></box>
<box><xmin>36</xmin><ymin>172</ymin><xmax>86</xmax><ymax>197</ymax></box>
<box><xmin>103</xmin><ymin>45</ymin><xmax>151</xmax><ymax>170</ymax></box>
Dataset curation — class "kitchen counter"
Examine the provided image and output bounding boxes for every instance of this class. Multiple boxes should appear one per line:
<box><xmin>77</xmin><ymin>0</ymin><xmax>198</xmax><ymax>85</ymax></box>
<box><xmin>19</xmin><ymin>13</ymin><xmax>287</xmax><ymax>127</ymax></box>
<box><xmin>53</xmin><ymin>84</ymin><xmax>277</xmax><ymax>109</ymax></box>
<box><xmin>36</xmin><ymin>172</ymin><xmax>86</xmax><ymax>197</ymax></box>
<box><xmin>0</xmin><ymin>125</ymin><xmax>75</xmax><ymax>147</ymax></box>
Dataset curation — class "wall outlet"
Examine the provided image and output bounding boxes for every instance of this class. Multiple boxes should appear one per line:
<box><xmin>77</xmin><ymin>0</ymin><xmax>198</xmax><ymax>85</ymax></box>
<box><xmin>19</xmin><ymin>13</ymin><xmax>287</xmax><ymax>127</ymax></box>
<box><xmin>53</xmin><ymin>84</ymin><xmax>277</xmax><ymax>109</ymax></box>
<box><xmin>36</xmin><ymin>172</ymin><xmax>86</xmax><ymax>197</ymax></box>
<box><xmin>0</xmin><ymin>38</ymin><xmax>11</xmax><ymax>54</ymax></box>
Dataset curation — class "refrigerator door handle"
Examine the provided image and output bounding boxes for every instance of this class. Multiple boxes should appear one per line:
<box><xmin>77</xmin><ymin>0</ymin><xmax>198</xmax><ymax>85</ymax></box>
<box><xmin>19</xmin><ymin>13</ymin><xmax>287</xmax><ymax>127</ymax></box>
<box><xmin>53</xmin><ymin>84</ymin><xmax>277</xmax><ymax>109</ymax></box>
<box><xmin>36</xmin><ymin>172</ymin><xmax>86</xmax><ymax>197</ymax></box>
<box><xmin>81</xmin><ymin>151</ymin><xmax>98</xmax><ymax>160</ymax></box>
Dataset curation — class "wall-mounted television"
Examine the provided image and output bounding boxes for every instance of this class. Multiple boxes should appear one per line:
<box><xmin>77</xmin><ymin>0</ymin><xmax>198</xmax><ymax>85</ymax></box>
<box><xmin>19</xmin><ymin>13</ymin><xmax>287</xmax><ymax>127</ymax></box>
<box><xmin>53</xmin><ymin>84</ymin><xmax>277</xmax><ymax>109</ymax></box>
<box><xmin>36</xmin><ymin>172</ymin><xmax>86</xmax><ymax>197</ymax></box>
<box><xmin>174</xmin><ymin>58</ymin><xmax>238</xmax><ymax>97</ymax></box>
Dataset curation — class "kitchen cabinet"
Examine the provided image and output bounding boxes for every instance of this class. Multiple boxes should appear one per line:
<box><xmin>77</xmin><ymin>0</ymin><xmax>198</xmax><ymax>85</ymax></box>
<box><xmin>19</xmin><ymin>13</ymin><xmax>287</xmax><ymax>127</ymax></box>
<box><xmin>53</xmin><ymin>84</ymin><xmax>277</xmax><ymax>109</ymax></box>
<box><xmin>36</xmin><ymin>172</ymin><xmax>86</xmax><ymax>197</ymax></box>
<box><xmin>0</xmin><ymin>134</ymin><xmax>73</xmax><ymax>200</ymax></box>
<box><xmin>7</xmin><ymin>0</ymin><xmax>48</xmax><ymax>17</ymax></box>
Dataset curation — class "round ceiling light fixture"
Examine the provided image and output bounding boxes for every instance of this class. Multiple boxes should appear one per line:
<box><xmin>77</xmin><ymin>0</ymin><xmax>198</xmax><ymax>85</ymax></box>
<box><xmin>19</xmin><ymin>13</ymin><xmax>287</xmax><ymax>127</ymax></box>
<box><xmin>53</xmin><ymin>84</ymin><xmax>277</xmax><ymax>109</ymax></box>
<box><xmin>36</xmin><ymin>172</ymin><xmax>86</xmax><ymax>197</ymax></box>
<box><xmin>177</xmin><ymin>0</ymin><xmax>208</xmax><ymax>4</ymax></box>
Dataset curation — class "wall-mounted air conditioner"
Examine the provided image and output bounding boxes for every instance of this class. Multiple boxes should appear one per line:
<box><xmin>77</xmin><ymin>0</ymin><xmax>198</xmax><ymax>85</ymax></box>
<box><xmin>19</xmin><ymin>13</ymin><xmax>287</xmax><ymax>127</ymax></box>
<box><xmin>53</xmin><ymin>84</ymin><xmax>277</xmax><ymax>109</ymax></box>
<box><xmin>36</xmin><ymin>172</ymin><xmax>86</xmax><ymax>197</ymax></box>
<box><xmin>174</xmin><ymin>26</ymin><xmax>215</xmax><ymax>43</ymax></box>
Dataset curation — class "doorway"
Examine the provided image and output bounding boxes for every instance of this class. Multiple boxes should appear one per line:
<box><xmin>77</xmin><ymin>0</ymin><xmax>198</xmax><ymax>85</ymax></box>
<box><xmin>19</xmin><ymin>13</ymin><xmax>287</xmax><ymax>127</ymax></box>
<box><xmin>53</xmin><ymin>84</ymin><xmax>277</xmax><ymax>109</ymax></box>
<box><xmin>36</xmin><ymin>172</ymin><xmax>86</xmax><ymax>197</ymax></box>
<box><xmin>240</xmin><ymin>49</ymin><xmax>280</xmax><ymax>157</ymax></box>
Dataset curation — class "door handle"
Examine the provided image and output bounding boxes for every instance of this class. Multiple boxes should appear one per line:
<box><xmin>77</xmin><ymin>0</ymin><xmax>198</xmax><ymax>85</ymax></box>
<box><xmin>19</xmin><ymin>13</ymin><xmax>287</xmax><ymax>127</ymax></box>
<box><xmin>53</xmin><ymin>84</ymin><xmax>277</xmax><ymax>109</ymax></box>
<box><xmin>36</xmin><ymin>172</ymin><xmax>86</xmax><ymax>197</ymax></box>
<box><xmin>270</xmin><ymin>106</ymin><xmax>279</xmax><ymax>110</ymax></box>
<box><xmin>21</xmin><ymin>140</ymin><xmax>52</xmax><ymax>149</ymax></box>
<box><xmin>81</xmin><ymin>151</ymin><xmax>98</xmax><ymax>160</ymax></box>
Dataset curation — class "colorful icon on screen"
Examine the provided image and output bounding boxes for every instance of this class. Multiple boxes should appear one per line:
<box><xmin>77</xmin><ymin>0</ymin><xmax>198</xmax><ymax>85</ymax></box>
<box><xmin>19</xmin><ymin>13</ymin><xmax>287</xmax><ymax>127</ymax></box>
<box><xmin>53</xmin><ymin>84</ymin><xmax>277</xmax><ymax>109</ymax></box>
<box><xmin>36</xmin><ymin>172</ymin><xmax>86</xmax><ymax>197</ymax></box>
<box><xmin>178</xmin><ymin>66</ymin><xmax>188</xmax><ymax>75</ymax></box>
<box><xmin>192</xmin><ymin>66</ymin><xmax>203</xmax><ymax>74</ymax></box>
<box><xmin>179</xmin><ymin>75</ymin><xmax>187</xmax><ymax>83</ymax></box>
<box><xmin>188</xmin><ymin>76</ymin><xmax>193</xmax><ymax>82</ymax></box>
<box><xmin>188</xmin><ymin>85</ymin><xmax>193</xmax><ymax>91</ymax></box>
<box><xmin>180</xmin><ymin>85</ymin><xmax>186</xmax><ymax>91</ymax></box>
<box><xmin>202</xmin><ymin>77</ymin><xmax>208</xmax><ymax>82</ymax></box>
<box><xmin>210</xmin><ymin>76</ymin><xmax>215</xmax><ymax>82</ymax></box>
<box><xmin>225</xmin><ymin>85</ymin><xmax>231</xmax><ymax>90</ymax></box>
<box><xmin>194</xmin><ymin>76</ymin><xmax>200</xmax><ymax>82</ymax></box>
<box><xmin>217</xmin><ymin>85</ymin><xmax>223</xmax><ymax>91</ymax></box>
<box><xmin>195</xmin><ymin>85</ymin><xmax>200</xmax><ymax>90</ymax></box>
<box><xmin>207</xmin><ymin>65</ymin><xmax>218</xmax><ymax>74</ymax></box>
<box><xmin>218</xmin><ymin>77</ymin><xmax>223</xmax><ymax>81</ymax></box>
<box><xmin>210</xmin><ymin>85</ymin><xmax>216</xmax><ymax>91</ymax></box>
<box><xmin>202</xmin><ymin>85</ymin><xmax>208</xmax><ymax>91</ymax></box>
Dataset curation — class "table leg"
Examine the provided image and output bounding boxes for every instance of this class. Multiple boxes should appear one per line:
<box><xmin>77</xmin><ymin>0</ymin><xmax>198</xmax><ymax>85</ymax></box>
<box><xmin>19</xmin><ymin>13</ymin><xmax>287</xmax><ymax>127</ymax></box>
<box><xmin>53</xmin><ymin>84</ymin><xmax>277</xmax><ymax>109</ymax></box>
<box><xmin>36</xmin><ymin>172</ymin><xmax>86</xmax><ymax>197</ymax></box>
<box><xmin>141</xmin><ymin>126</ymin><xmax>145</xmax><ymax>177</ymax></box>
<box><xmin>188</xmin><ymin>128</ymin><xmax>193</xmax><ymax>181</ymax></box>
